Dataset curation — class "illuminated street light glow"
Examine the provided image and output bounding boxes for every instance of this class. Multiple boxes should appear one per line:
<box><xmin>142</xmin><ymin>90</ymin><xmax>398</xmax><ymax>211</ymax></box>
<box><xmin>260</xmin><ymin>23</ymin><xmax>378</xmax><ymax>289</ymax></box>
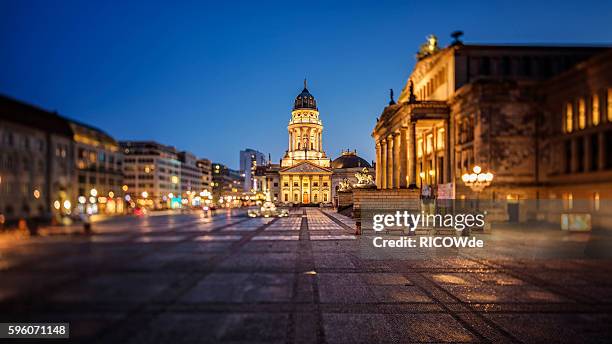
<box><xmin>461</xmin><ymin>165</ymin><xmax>494</xmax><ymax>193</ymax></box>
<box><xmin>33</xmin><ymin>189</ymin><xmax>41</xmax><ymax>199</ymax></box>
<box><xmin>63</xmin><ymin>200</ymin><xmax>71</xmax><ymax>210</ymax></box>
<box><xmin>142</xmin><ymin>191</ymin><xmax>148</xmax><ymax>198</ymax></box>
<box><xmin>90</xmin><ymin>188</ymin><xmax>98</xmax><ymax>197</ymax></box>
<box><xmin>122</xmin><ymin>185</ymin><xmax>129</xmax><ymax>192</ymax></box>
<box><xmin>53</xmin><ymin>200</ymin><xmax>61</xmax><ymax>210</ymax></box>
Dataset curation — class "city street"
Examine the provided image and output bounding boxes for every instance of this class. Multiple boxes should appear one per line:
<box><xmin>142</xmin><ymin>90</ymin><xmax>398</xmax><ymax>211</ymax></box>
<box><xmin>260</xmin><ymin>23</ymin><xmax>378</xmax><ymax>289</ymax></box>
<box><xmin>1</xmin><ymin>209</ymin><xmax>612</xmax><ymax>343</ymax></box>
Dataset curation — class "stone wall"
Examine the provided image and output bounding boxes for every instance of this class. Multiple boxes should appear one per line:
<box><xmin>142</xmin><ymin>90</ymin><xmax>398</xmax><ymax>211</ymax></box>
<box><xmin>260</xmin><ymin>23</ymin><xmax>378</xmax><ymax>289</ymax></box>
<box><xmin>352</xmin><ymin>189</ymin><xmax>420</xmax><ymax>233</ymax></box>
<box><xmin>337</xmin><ymin>191</ymin><xmax>353</xmax><ymax>209</ymax></box>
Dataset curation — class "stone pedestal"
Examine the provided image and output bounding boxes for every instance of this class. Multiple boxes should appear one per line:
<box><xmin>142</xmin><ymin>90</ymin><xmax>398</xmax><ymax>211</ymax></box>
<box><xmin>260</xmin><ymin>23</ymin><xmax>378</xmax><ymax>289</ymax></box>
<box><xmin>352</xmin><ymin>188</ymin><xmax>420</xmax><ymax>234</ymax></box>
<box><xmin>337</xmin><ymin>191</ymin><xmax>354</xmax><ymax>209</ymax></box>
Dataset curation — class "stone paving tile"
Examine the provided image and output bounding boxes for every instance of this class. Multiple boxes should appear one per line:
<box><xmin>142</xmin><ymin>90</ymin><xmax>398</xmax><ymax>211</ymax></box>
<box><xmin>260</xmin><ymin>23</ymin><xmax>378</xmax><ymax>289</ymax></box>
<box><xmin>322</xmin><ymin>313</ymin><xmax>399</xmax><ymax>343</ymax></box>
<box><xmin>179</xmin><ymin>273</ymin><xmax>294</xmax><ymax>303</ymax></box>
<box><xmin>484</xmin><ymin>313</ymin><xmax>612</xmax><ymax>344</ymax></box>
<box><xmin>49</xmin><ymin>272</ymin><xmax>185</xmax><ymax>304</ymax></box>
<box><xmin>240</xmin><ymin>241</ymin><xmax>301</xmax><ymax>253</ymax></box>
<box><xmin>314</xmin><ymin>254</ymin><xmax>357</xmax><ymax>269</ymax></box>
<box><xmin>440</xmin><ymin>284</ymin><xmax>568</xmax><ymax>303</ymax></box>
<box><xmin>126</xmin><ymin>312</ymin><xmax>289</xmax><ymax>344</ymax></box>
<box><xmin>218</xmin><ymin>252</ymin><xmax>296</xmax><ymax>270</ymax></box>
<box><xmin>387</xmin><ymin>313</ymin><xmax>477</xmax><ymax>343</ymax></box>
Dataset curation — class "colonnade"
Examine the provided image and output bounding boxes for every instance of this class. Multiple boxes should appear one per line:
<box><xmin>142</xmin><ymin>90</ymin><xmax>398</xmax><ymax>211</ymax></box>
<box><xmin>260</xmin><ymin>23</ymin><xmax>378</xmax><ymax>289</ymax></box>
<box><xmin>289</xmin><ymin>127</ymin><xmax>322</xmax><ymax>152</ymax></box>
<box><xmin>376</xmin><ymin>119</ymin><xmax>452</xmax><ymax>189</ymax></box>
<box><xmin>375</xmin><ymin>122</ymin><xmax>418</xmax><ymax>189</ymax></box>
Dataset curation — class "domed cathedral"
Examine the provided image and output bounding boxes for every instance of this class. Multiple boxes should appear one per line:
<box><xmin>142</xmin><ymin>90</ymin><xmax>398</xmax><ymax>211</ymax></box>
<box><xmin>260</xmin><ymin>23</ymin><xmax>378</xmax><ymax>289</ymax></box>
<box><xmin>279</xmin><ymin>80</ymin><xmax>332</xmax><ymax>205</ymax></box>
<box><xmin>331</xmin><ymin>150</ymin><xmax>373</xmax><ymax>206</ymax></box>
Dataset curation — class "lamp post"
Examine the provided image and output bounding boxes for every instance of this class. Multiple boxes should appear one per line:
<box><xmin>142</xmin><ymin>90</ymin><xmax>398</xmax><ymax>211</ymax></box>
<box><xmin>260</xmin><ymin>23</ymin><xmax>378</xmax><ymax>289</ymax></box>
<box><xmin>461</xmin><ymin>165</ymin><xmax>494</xmax><ymax>236</ymax></box>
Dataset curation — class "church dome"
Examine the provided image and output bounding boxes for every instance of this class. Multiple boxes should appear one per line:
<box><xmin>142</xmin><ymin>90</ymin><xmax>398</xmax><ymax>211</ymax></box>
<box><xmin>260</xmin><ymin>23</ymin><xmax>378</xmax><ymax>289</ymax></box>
<box><xmin>332</xmin><ymin>150</ymin><xmax>372</xmax><ymax>169</ymax></box>
<box><xmin>293</xmin><ymin>80</ymin><xmax>317</xmax><ymax>110</ymax></box>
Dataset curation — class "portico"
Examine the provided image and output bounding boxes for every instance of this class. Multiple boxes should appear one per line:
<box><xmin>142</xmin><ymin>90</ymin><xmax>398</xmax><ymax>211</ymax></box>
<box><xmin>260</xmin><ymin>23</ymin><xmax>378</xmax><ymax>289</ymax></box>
<box><xmin>372</xmin><ymin>95</ymin><xmax>450</xmax><ymax>190</ymax></box>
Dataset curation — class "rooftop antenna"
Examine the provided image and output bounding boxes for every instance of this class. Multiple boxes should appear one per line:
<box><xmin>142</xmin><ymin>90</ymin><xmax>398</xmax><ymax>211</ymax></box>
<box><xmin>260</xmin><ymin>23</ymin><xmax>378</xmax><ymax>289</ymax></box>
<box><xmin>303</xmin><ymin>78</ymin><xmax>307</xmax><ymax>89</ymax></box>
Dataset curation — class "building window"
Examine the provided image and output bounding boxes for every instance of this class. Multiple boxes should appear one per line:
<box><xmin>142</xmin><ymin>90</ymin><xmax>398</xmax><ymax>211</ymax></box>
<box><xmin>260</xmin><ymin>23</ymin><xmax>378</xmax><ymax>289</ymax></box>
<box><xmin>563</xmin><ymin>193</ymin><xmax>573</xmax><ymax>210</ymax></box>
<box><xmin>417</xmin><ymin>138</ymin><xmax>423</xmax><ymax>158</ymax></box>
<box><xmin>293</xmin><ymin>182</ymin><xmax>298</xmax><ymax>187</ymax></box>
<box><xmin>426</xmin><ymin>134</ymin><xmax>433</xmax><ymax>154</ymax></box>
<box><xmin>565</xmin><ymin>103</ymin><xmax>573</xmax><ymax>133</ymax></box>
<box><xmin>322</xmin><ymin>182</ymin><xmax>328</xmax><ymax>187</ymax></box>
<box><xmin>284</xmin><ymin>194</ymin><xmax>288</xmax><ymax>202</ymax></box>
<box><xmin>594</xmin><ymin>192</ymin><xmax>600</xmax><ymax>211</ymax></box>
<box><xmin>592</xmin><ymin>94</ymin><xmax>600</xmax><ymax>126</ymax></box>
<box><xmin>436</xmin><ymin>129</ymin><xmax>445</xmax><ymax>150</ymax></box>
<box><xmin>608</xmin><ymin>89</ymin><xmax>612</xmax><ymax>122</ymax></box>
<box><xmin>578</xmin><ymin>98</ymin><xmax>586</xmax><ymax>129</ymax></box>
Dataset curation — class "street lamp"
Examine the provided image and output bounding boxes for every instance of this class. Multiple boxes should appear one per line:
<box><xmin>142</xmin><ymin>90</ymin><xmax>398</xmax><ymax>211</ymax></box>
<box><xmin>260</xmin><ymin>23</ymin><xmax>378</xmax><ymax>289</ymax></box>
<box><xmin>460</xmin><ymin>165</ymin><xmax>494</xmax><ymax>236</ymax></box>
<box><xmin>461</xmin><ymin>165</ymin><xmax>493</xmax><ymax>192</ymax></box>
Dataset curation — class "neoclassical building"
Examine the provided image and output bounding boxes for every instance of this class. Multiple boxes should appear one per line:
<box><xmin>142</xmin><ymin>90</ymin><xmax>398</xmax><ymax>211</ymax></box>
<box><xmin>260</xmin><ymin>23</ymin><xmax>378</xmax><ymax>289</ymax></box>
<box><xmin>372</xmin><ymin>34</ymin><xmax>612</xmax><ymax>225</ymax></box>
<box><xmin>266</xmin><ymin>81</ymin><xmax>332</xmax><ymax>205</ymax></box>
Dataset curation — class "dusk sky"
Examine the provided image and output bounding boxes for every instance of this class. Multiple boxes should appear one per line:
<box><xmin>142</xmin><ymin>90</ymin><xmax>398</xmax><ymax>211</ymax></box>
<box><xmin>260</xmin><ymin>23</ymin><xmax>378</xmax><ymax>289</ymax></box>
<box><xmin>2</xmin><ymin>1</ymin><xmax>611</xmax><ymax>169</ymax></box>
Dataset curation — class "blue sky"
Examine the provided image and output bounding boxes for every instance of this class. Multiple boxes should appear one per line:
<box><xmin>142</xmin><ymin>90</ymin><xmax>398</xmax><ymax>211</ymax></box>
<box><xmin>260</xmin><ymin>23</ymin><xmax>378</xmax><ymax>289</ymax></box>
<box><xmin>1</xmin><ymin>0</ymin><xmax>611</xmax><ymax>169</ymax></box>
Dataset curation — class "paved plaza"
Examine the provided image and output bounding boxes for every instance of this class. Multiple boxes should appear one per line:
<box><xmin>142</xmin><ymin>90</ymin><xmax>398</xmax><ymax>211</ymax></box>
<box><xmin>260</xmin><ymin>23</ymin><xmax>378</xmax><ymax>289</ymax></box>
<box><xmin>1</xmin><ymin>208</ymin><xmax>612</xmax><ymax>343</ymax></box>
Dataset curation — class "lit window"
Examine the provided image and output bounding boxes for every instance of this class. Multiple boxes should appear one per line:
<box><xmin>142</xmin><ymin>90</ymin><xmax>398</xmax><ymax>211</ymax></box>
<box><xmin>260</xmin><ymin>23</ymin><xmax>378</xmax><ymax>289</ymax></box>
<box><xmin>426</xmin><ymin>134</ymin><xmax>433</xmax><ymax>154</ymax></box>
<box><xmin>592</xmin><ymin>94</ymin><xmax>600</xmax><ymax>126</ymax></box>
<box><xmin>417</xmin><ymin>138</ymin><xmax>423</xmax><ymax>158</ymax></box>
<box><xmin>565</xmin><ymin>103</ymin><xmax>573</xmax><ymax>133</ymax></box>
<box><xmin>578</xmin><ymin>98</ymin><xmax>586</xmax><ymax>129</ymax></box>
<box><xmin>608</xmin><ymin>89</ymin><xmax>612</xmax><ymax>122</ymax></box>
<box><xmin>436</xmin><ymin>129</ymin><xmax>445</xmax><ymax>150</ymax></box>
<box><xmin>594</xmin><ymin>192</ymin><xmax>600</xmax><ymax>211</ymax></box>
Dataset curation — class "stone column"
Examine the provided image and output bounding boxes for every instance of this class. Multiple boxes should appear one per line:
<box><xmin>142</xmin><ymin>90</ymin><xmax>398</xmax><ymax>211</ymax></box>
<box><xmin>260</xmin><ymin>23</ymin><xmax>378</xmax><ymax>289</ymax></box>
<box><xmin>444</xmin><ymin>120</ymin><xmax>451</xmax><ymax>183</ymax></box>
<box><xmin>584</xmin><ymin>135</ymin><xmax>591</xmax><ymax>173</ymax></box>
<box><xmin>375</xmin><ymin>142</ymin><xmax>382</xmax><ymax>189</ymax></box>
<box><xmin>599</xmin><ymin>132</ymin><xmax>606</xmax><ymax>170</ymax></box>
<box><xmin>399</xmin><ymin>127</ymin><xmax>408</xmax><ymax>188</ymax></box>
<box><xmin>571</xmin><ymin>138</ymin><xmax>579</xmax><ymax>173</ymax></box>
<box><xmin>393</xmin><ymin>132</ymin><xmax>401</xmax><ymax>188</ymax></box>
<box><xmin>381</xmin><ymin>139</ymin><xmax>387</xmax><ymax>189</ymax></box>
<box><xmin>318</xmin><ymin>130</ymin><xmax>322</xmax><ymax>151</ymax></box>
<box><xmin>387</xmin><ymin>135</ymin><xmax>394</xmax><ymax>189</ymax></box>
<box><xmin>408</xmin><ymin>121</ymin><xmax>417</xmax><ymax>188</ymax></box>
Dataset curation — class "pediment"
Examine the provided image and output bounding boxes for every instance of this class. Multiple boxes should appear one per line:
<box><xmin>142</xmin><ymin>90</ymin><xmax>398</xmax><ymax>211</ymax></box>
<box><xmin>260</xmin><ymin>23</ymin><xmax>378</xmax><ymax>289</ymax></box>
<box><xmin>280</xmin><ymin>161</ymin><xmax>332</xmax><ymax>174</ymax></box>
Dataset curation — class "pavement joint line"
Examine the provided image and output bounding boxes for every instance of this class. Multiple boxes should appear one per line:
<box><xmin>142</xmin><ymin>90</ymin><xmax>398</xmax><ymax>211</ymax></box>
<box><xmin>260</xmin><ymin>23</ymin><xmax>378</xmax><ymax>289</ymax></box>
<box><xmin>93</xmin><ymin>216</ymin><xmax>280</xmax><ymax>344</ymax></box>
<box><xmin>414</xmin><ymin>272</ymin><xmax>525</xmax><ymax>344</ymax></box>
<box><xmin>298</xmin><ymin>207</ymin><xmax>327</xmax><ymax>344</ymax></box>
<box><xmin>318</xmin><ymin>209</ymin><xmax>355</xmax><ymax>232</ymax></box>
<box><xmin>400</xmin><ymin>272</ymin><xmax>518</xmax><ymax>344</ymax></box>
<box><xmin>459</xmin><ymin>253</ymin><xmax>599</xmax><ymax>305</ymax></box>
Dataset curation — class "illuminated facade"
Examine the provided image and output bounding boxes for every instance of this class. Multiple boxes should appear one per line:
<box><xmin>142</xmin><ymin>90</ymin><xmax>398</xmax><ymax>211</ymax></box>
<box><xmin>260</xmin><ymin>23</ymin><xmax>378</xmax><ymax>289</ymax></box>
<box><xmin>372</xmin><ymin>34</ymin><xmax>612</xmax><ymax>225</ymax></box>
<box><xmin>0</xmin><ymin>95</ymin><xmax>74</xmax><ymax>223</ymax></box>
<box><xmin>120</xmin><ymin>141</ymin><xmax>181</xmax><ymax>209</ymax></box>
<box><xmin>278</xmin><ymin>81</ymin><xmax>332</xmax><ymax>204</ymax></box>
<box><xmin>69</xmin><ymin>121</ymin><xmax>124</xmax><ymax>215</ymax></box>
